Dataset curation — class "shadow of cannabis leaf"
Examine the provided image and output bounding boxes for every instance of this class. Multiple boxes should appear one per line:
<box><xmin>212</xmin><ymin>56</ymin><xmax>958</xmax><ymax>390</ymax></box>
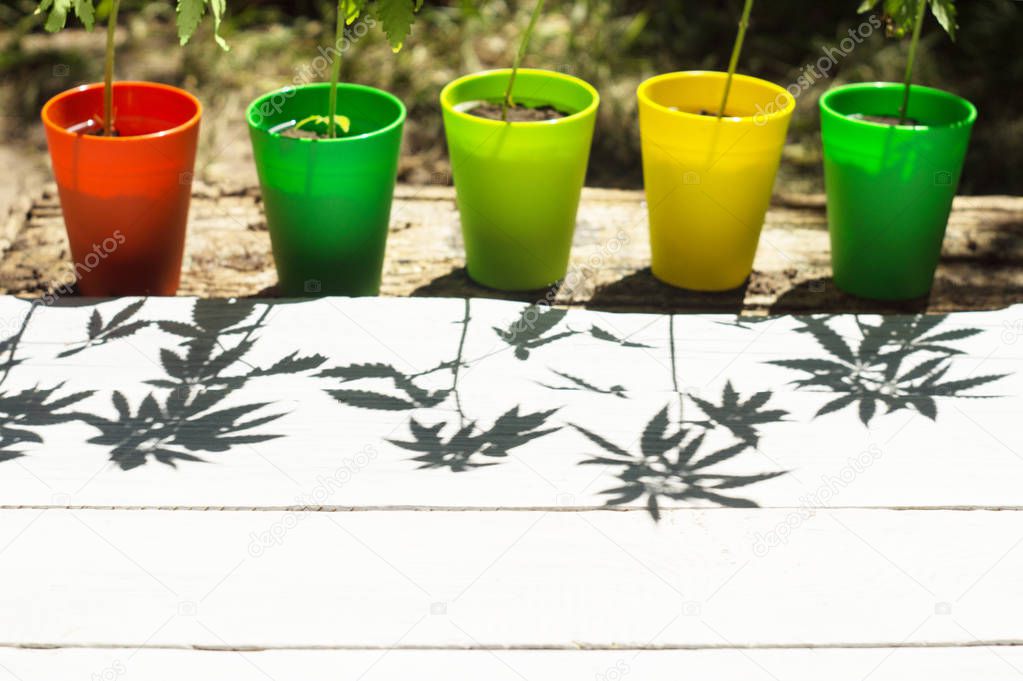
<box><xmin>538</xmin><ymin>370</ymin><xmax>627</xmax><ymax>399</ymax></box>
<box><xmin>0</xmin><ymin>304</ymin><xmax>95</xmax><ymax>463</ymax></box>
<box><xmin>770</xmin><ymin>315</ymin><xmax>1007</xmax><ymax>425</ymax></box>
<box><xmin>81</xmin><ymin>300</ymin><xmax>326</xmax><ymax>470</ymax></box>
<box><xmin>0</xmin><ymin>384</ymin><xmax>94</xmax><ymax>462</ymax></box>
<box><xmin>689</xmin><ymin>381</ymin><xmax>787</xmax><ymax>447</ymax></box>
<box><xmin>318</xmin><ymin>362</ymin><xmax>454</xmax><ymax>411</ymax></box>
<box><xmin>573</xmin><ymin>399</ymin><xmax>786</xmax><ymax>521</ymax></box>
<box><xmin>494</xmin><ymin>305</ymin><xmax>651</xmax><ymax>360</ymax></box>
<box><xmin>390</xmin><ymin>407</ymin><xmax>560</xmax><ymax>472</ymax></box>
<box><xmin>494</xmin><ymin>305</ymin><xmax>577</xmax><ymax>360</ymax></box>
<box><xmin>58</xmin><ymin>299</ymin><xmax>149</xmax><ymax>358</ymax></box>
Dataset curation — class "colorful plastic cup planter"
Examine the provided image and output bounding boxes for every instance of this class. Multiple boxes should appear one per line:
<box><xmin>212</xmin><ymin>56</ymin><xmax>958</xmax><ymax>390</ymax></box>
<box><xmin>820</xmin><ymin>83</ymin><xmax>976</xmax><ymax>300</ymax></box>
<box><xmin>637</xmin><ymin>71</ymin><xmax>794</xmax><ymax>291</ymax></box>
<box><xmin>247</xmin><ymin>83</ymin><xmax>406</xmax><ymax>297</ymax></box>
<box><xmin>41</xmin><ymin>82</ymin><xmax>201</xmax><ymax>296</ymax></box>
<box><xmin>440</xmin><ymin>68</ymin><xmax>599</xmax><ymax>291</ymax></box>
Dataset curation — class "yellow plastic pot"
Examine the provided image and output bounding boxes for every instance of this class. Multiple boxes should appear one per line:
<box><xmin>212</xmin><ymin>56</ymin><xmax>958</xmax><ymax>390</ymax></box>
<box><xmin>638</xmin><ymin>71</ymin><xmax>794</xmax><ymax>291</ymax></box>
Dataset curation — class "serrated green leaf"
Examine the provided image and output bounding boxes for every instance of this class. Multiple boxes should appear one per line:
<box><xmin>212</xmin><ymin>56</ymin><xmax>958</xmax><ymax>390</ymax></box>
<box><xmin>375</xmin><ymin>0</ymin><xmax>419</xmax><ymax>52</ymax></box>
<box><xmin>176</xmin><ymin>0</ymin><xmax>206</xmax><ymax>46</ymax></box>
<box><xmin>41</xmin><ymin>0</ymin><xmax>71</xmax><ymax>32</ymax></box>
<box><xmin>73</xmin><ymin>0</ymin><xmax>94</xmax><ymax>30</ymax></box>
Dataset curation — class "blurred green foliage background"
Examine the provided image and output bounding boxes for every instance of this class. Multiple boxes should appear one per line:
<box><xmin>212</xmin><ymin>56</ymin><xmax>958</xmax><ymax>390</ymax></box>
<box><xmin>1</xmin><ymin>0</ymin><xmax>1020</xmax><ymax>193</ymax></box>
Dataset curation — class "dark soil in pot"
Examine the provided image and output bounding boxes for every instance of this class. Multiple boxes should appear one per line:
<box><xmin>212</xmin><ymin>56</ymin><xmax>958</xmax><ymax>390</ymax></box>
<box><xmin>466</xmin><ymin>101</ymin><xmax>568</xmax><ymax>122</ymax></box>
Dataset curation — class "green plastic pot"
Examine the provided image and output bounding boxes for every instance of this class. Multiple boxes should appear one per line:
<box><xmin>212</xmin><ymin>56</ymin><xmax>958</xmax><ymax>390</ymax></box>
<box><xmin>820</xmin><ymin>82</ymin><xmax>976</xmax><ymax>300</ymax></box>
<box><xmin>440</xmin><ymin>69</ymin><xmax>599</xmax><ymax>291</ymax></box>
<box><xmin>247</xmin><ymin>83</ymin><xmax>405</xmax><ymax>297</ymax></box>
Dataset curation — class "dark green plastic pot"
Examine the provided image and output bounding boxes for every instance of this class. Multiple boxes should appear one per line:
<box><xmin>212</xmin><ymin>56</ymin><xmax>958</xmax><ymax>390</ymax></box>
<box><xmin>247</xmin><ymin>83</ymin><xmax>405</xmax><ymax>296</ymax></box>
<box><xmin>820</xmin><ymin>82</ymin><xmax>976</xmax><ymax>300</ymax></box>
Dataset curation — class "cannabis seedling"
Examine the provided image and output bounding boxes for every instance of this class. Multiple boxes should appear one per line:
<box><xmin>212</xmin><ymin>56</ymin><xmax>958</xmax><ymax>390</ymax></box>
<box><xmin>858</xmin><ymin>0</ymin><xmax>957</xmax><ymax>124</ymax></box>
<box><xmin>500</xmin><ymin>0</ymin><xmax>545</xmax><ymax>122</ymax></box>
<box><xmin>35</xmin><ymin>0</ymin><xmax>229</xmax><ymax>136</ymax></box>
<box><xmin>295</xmin><ymin>0</ymin><xmax>422</xmax><ymax>139</ymax></box>
<box><xmin>716</xmin><ymin>0</ymin><xmax>754</xmax><ymax>118</ymax></box>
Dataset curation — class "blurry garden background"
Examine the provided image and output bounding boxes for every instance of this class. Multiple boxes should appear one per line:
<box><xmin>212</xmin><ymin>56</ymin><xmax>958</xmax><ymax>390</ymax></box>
<box><xmin>1</xmin><ymin>0</ymin><xmax>1020</xmax><ymax>194</ymax></box>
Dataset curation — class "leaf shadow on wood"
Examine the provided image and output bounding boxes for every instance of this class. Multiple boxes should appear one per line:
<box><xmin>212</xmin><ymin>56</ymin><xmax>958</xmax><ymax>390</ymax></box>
<box><xmin>320</xmin><ymin>299</ymin><xmax>565</xmax><ymax>471</ymax></box>
<box><xmin>769</xmin><ymin>314</ymin><xmax>1008</xmax><ymax>425</ymax></box>
<box><xmin>72</xmin><ymin>299</ymin><xmax>327</xmax><ymax>470</ymax></box>
<box><xmin>493</xmin><ymin>304</ymin><xmax>653</xmax><ymax>361</ymax></box>
<box><xmin>573</xmin><ymin>382</ymin><xmax>788</xmax><ymax>521</ymax></box>
<box><xmin>0</xmin><ymin>302</ymin><xmax>94</xmax><ymax>462</ymax></box>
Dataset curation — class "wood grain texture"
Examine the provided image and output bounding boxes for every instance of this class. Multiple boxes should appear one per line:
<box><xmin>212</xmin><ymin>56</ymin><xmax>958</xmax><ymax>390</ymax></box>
<box><xmin>1</xmin><ymin>183</ymin><xmax>1020</xmax><ymax>314</ymax></box>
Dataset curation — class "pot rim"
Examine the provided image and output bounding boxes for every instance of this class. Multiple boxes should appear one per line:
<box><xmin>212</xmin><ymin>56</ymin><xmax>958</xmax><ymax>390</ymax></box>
<box><xmin>820</xmin><ymin>82</ymin><xmax>977</xmax><ymax>131</ymax></box>
<box><xmin>637</xmin><ymin>70</ymin><xmax>795</xmax><ymax>124</ymax></box>
<box><xmin>440</xmin><ymin>68</ymin><xmax>600</xmax><ymax>128</ymax></box>
<box><xmin>41</xmin><ymin>81</ymin><xmax>202</xmax><ymax>142</ymax></box>
<box><xmin>246</xmin><ymin>82</ymin><xmax>407</xmax><ymax>144</ymax></box>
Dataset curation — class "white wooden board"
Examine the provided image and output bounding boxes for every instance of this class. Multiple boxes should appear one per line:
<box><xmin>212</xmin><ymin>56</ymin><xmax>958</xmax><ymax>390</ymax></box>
<box><xmin>0</xmin><ymin>295</ymin><xmax>1020</xmax><ymax>672</ymax></box>
<box><xmin>0</xmin><ymin>297</ymin><xmax>1018</xmax><ymax>512</ymax></box>
<box><xmin>0</xmin><ymin>508</ymin><xmax>1021</xmax><ymax>648</ymax></box>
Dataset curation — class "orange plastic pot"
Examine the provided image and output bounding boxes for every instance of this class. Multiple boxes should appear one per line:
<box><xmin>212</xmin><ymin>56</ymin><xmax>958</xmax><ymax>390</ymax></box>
<box><xmin>41</xmin><ymin>82</ymin><xmax>201</xmax><ymax>296</ymax></box>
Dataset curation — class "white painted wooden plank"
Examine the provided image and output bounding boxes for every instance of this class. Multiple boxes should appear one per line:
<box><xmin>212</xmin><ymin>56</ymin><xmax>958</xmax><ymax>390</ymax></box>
<box><xmin>0</xmin><ymin>297</ymin><xmax>1019</xmax><ymax>511</ymax></box>
<box><xmin>5</xmin><ymin>646</ymin><xmax>1023</xmax><ymax>681</ymax></box>
<box><xmin>0</xmin><ymin>509</ymin><xmax>1020</xmax><ymax>648</ymax></box>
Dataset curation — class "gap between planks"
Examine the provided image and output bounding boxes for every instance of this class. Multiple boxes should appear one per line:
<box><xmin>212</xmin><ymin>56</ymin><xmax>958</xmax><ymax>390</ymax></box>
<box><xmin>5</xmin><ymin>640</ymin><xmax>1023</xmax><ymax>652</ymax></box>
<box><xmin>3</xmin><ymin>504</ymin><xmax>1023</xmax><ymax>512</ymax></box>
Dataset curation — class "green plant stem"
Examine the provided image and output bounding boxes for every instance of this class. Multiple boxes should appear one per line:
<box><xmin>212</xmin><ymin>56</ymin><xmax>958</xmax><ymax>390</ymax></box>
<box><xmin>103</xmin><ymin>0</ymin><xmax>120</xmax><ymax>136</ymax></box>
<box><xmin>327</xmin><ymin>0</ymin><xmax>347</xmax><ymax>139</ymax></box>
<box><xmin>716</xmin><ymin>0</ymin><xmax>754</xmax><ymax>119</ymax></box>
<box><xmin>501</xmin><ymin>0</ymin><xmax>545</xmax><ymax>122</ymax></box>
<box><xmin>899</xmin><ymin>0</ymin><xmax>927</xmax><ymax>125</ymax></box>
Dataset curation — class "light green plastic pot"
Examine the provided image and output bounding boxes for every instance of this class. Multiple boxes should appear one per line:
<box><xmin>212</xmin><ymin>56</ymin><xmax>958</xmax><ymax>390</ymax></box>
<box><xmin>440</xmin><ymin>69</ymin><xmax>599</xmax><ymax>291</ymax></box>
<box><xmin>820</xmin><ymin>82</ymin><xmax>976</xmax><ymax>300</ymax></box>
<box><xmin>247</xmin><ymin>83</ymin><xmax>405</xmax><ymax>297</ymax></box>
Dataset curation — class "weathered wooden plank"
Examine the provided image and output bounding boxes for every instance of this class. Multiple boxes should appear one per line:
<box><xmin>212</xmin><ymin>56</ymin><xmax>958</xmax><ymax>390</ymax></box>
<box><xmin>4</xmin><ymin>646</ymin><xmax>1023</xmax><ymax>681</ymax></box>
<box><xmin>1</xmin><ymin>183</ymin><xmax>1020</xmax><ymax>314</ymax></box>
<box><xmin>0</xmin><ymin>508</ymin><xmax>1020</xmax><ymax>648</ymax></box>
<box><xmin>0</xmin><ymin>297</ymin><xmax>1018</xmax><ymax>511</ymax></box>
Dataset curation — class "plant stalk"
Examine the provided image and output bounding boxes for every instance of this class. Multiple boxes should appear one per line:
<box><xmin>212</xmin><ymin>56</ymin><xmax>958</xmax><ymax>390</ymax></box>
<box><xmin>716</xmin><ymin>0</ymin><xmax>754</xmax><ymax>119</ymax></box>
<box><xmin>899</xmin><ymin>0</ymin><xmax>927</xmax><ymax>125</ymax></box>
<box><xmin>327</xmin><ymin>0</ymin><xmax>347</xmax><ymax>139</ymax></box>
<box><xmin>501</xmin><ymin>0</ymin><xmax>546</xmax><ymax>122</ymax></box>
<box><xmin>103</xmin><ymin>0</ymin><xmax>120</xmax><ymax>136</ymax></box>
